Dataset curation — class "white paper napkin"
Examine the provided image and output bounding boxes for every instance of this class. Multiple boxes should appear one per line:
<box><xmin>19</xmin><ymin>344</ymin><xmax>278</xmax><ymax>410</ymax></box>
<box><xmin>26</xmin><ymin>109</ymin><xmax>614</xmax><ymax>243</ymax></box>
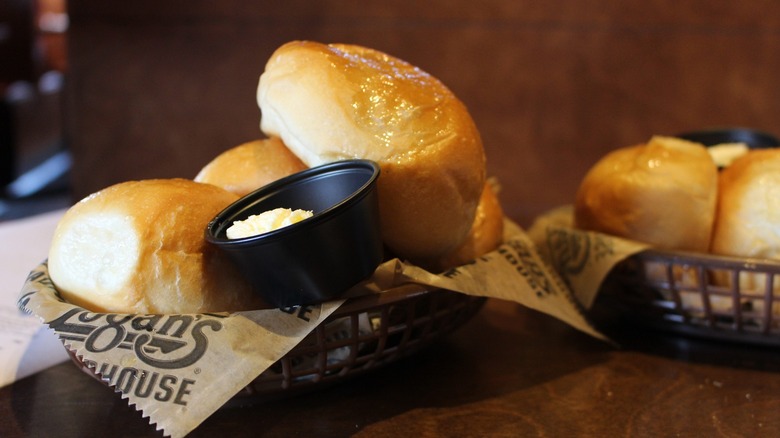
<box><xmin>0</xmin><ymin>209</ymin><xmax>70</xmax><ymax>388</ymax></box>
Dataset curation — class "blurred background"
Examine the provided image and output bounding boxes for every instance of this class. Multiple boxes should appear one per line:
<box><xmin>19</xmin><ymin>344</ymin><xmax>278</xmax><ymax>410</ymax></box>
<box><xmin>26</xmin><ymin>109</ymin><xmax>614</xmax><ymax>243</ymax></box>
<box><xmin>3</xmin><ymin>1</ymin><xmax>780</xmax><ymax>226</ymax></box>
<box><xmin>1</xmin><ymin>0</ymin><xmax>67</xmax><ymax>218</ymax></box>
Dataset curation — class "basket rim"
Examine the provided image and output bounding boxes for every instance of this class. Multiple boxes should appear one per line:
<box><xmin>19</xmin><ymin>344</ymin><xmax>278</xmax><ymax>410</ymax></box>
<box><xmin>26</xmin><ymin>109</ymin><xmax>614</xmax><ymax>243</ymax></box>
<box><xmin>636</xmin><ymin>248</ymin><xmax>780</xmax><ymax>272</ymax></box>
<box><xmin>334</xmin><ymin>283</ymin><xmax>437</xmax><ymax>315</ymax></box>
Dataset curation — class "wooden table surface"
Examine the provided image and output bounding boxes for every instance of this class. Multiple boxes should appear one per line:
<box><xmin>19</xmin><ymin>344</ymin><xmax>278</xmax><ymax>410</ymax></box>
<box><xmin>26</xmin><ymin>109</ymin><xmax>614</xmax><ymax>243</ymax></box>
<box><xmin>2</xmin><ymin>298</ymin><xmax>780</xmax><ymax>437</ymax></box>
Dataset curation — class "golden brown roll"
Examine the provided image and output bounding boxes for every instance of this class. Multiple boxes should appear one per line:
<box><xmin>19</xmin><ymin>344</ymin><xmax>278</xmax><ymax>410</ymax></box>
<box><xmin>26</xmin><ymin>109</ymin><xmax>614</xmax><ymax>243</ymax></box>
<box><xmin>711</xmin><ymin>149</ymin><xmax>780</xmax><ymax>293</ymax></box>
<box><xmin>194</xmin><ymin>137</ymin><xmax>307</xmax><ymax>196</ymax></box>
<box><xmin>48</xmin><ymin>179</ymin><xmax>262</xmax><ymax>314</ymax></box>
<box><xmin>574</xmin><ymin>136</ymin><xmax>718</xmax><ymax>252</ymax></box>
<box><xmin>433</xmin><ymin>180</ymin><xmax>505</xmax><ymax>270</ymax></box>
<box><xmin>257</xmin><ymin>41</ymin><xmax>486</xmax><ymax>262</ymax></box>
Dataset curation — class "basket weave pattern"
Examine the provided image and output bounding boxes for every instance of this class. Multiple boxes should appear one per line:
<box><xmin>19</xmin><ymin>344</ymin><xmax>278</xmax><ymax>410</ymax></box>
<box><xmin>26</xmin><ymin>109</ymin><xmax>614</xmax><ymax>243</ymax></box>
<box><xmin>602</xmin><ymin>249</ymin><xmax>780</xmax><ymax>345</ymax></box>
<box><xmin>71</xmin><ymin>285</ymin><xmax>486</xmax><ymax>400</ymax></box>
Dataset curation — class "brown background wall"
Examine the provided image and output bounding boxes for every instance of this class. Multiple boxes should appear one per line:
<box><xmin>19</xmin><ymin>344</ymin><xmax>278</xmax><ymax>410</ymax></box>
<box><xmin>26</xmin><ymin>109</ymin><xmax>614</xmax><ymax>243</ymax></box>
<box><xmin>65</xmin><ymin>1</ymin><xmax>780</xmax><ymax>227</ymax></box>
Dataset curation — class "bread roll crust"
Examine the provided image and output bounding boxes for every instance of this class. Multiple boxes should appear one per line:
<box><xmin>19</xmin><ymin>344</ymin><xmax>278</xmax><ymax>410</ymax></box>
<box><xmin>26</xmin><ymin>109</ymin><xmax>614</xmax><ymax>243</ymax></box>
<box><xmin>574</xmin><ymin>136</ymin><xmax>718</xmax><ymax>251</ymax></box>
<box><xmin>194</xmin><ymin>137</ymin><xmax>307</xmax><ymax>197</ymax></box>
<box><xmin>257</xmin><ymin>41</ymin><xmax>486</xmax><ymax>261</ymax></box>
<box><xmin>711</xmin><ymin>149</ymin><xmax>780</xmax><ymax>259</ymax></box>
<box><xmin>48</xmin><ymin>179</ymin><xmax>262</xmax><ymax>314</ymax></box>
<box><xmin>433</xmin><ymin>180</ymin><xmax>505</xmax><ymax>270</ymax></box>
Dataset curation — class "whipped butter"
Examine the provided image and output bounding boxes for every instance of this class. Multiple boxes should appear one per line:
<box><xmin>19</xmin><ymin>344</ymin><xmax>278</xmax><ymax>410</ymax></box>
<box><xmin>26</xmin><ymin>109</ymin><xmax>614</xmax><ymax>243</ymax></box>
<box><xmin>707</xmin><ymin>142</ymin><xmax>749</xmax><ymax>168</ymax></box>
<box><xmin>226</xmin><ymin>208</ymin><xmax>313</xmax><ymax>239</ymax></box>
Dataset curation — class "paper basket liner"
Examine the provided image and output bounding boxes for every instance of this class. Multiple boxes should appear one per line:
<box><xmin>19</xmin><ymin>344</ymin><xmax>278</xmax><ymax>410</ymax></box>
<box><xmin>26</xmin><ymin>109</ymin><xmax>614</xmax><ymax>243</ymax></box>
<box><xmin>18</xmin><ymin>218</ymin><xmax>607</xmax><ymax>437</ymax></box>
